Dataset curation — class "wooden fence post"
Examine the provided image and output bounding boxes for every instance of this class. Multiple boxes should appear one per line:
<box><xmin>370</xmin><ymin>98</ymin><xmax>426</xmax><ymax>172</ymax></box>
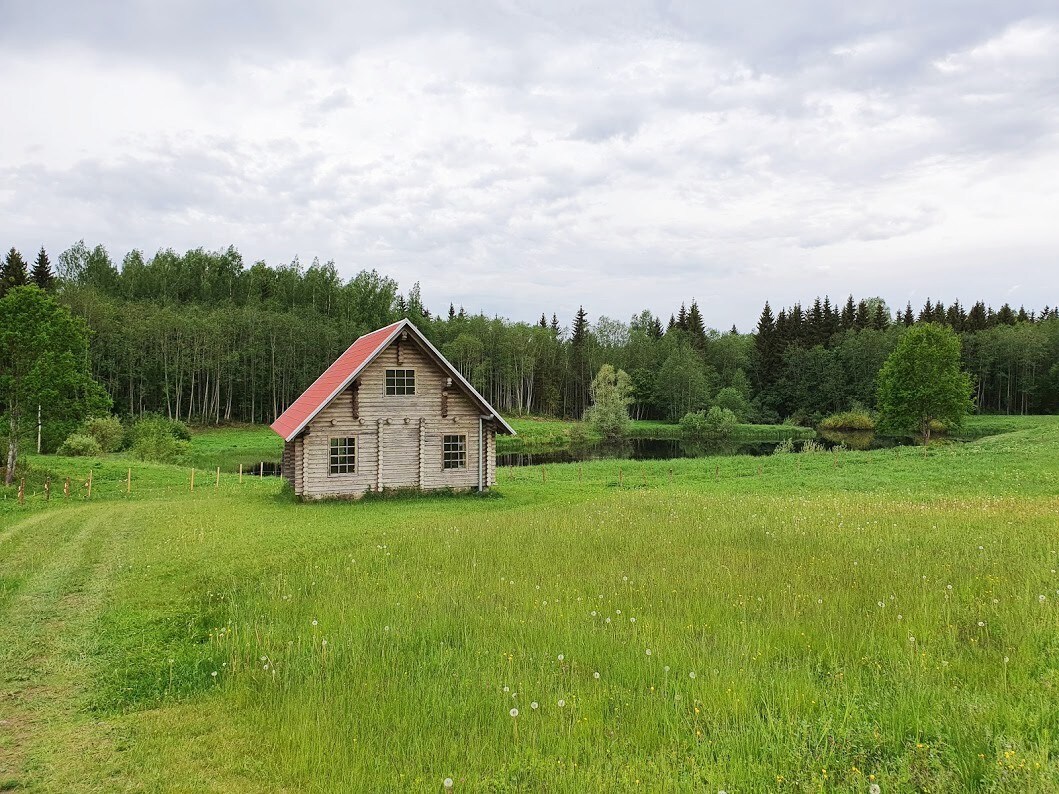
<box><xmin>190</xmin><ymin>469</ymin><xmax>195</xmax><ymax>492</ymax></box>
<box><xmin>668</xmin><ymin>467</ymin><xmax>673</xmax><ymax>484</ymax></box>
<box><xmin>260</xmin><ymin>462</ymin><xmax>264</xmax><ymax>480</ymax></box>
<box><xmin>44</xmin><ymin>479</ymin><xmax>50</xmax><ymax>501</ymax></box>
<box><xmin>126</xmin><ymin>468</ymin><xmax>132</xmax><ymax>495</ymax></box>
<box><xmin>86</xmin><ymin>471</ymin><xmax>92</xmax><ymax>499</ymax></box>
<box><xmin>18</xmin><ymin>478</ymin><xmax>25</xmax><ymax>505</ymax></box>
<box><xmin>714</xmin><ymin>465</ymin><xmax>719</xmax><ymax>481</ymax></box>
<box><xmin>215</xmin><ymin>467</ymin><xmax>220</xmax><ymax>490</ymax></box>
<box><xmin>63</xmin><ymin>477</ymin><xmax>70</xmax><ymax>498</ymax></box>
<box><xmin>578</xmin><ymin>464</ymin><xmax>582</xmax><ymax>483</ymax></box>
<box><xmin>618</xmin><ymin>467</ymin><xmax>623</xmax><ymax>487</ymax></box>
<box><xmin>239</xmin><ymin>463</ymin><xmax>243</xmax><ymax>484</ymax></box>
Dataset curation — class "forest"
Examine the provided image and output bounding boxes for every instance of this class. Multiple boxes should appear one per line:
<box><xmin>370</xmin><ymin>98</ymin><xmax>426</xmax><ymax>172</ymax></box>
<box><xmin>2</xmin><ymin>241</ymin><xmax>1057</xmax><ymax>446</ymax></box>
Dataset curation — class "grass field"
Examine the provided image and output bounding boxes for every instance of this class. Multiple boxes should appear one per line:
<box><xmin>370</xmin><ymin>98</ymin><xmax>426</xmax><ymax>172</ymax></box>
<box><xmin>1</xmin><ymin>416</ymin><xmax>1058</xmax><ymax>791</ymax></box>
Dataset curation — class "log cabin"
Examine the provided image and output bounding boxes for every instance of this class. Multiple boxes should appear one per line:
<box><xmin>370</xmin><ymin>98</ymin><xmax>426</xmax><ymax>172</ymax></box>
<box><xmin>270</xmin><ymin>319</ymin><xmax>514</xmax><ymax>499</ymax></box>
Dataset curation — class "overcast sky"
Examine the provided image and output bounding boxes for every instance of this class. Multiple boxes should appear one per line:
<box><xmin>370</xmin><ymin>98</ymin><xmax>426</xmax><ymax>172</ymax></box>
<box><xmin>1</xmin><ymin>1</ymin><xmax>1056</xmax><ymax>330</ymax></box>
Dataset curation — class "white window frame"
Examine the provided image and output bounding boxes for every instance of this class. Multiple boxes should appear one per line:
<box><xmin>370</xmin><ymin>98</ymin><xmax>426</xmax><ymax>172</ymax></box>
<box><xmin>329</xmin><ymin>436</ymin><xmax>357</xmax><ymax>475</ymax></box>
<box><xmin>385</xmin><ymin>368</ymin><xmax>416</xmax><ymax>396</ymax></box>
<box><xmin>443</xmin><ymin>434</ymin><xmax>467</xmax><ymax>469</ymax></box>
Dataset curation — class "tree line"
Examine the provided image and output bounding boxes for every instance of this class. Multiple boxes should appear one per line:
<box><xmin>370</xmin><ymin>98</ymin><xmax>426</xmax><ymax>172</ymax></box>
<box><xmin>2</xmin><ymin>242</ymin><xmax>1057</xmax><ymax>442</ymax></box>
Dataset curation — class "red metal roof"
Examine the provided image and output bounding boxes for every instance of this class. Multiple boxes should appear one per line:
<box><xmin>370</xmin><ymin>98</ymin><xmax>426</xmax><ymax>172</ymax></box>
<box><xmin>269</xmin><ymin>321</ymin><xmax>403</xmax><ymax>441</ymax></box>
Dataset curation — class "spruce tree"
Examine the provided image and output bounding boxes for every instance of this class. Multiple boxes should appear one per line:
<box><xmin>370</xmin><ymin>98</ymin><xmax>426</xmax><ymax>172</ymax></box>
<box><xmin>550</xmin><ymin>313</ymin><xmax>560</xmax><ymax>336</ymax></box>
<box><xmin>966</xmin><ymin>301</ymin><xmax>987</xmax><ymax>331</ymax></box>
<box><xmin>0</xmin><ymin>248</ymin><xmax>29</xmax><ymax>298</ymax></box>
<box><xmin>31</xmin><ymin>247</ymin><xmax>55</xmax><ymax>291</ymax></box>
<box><xmin>872</xmin><ymin>302</ymin><xmax>889</xmax><ymax>330</ymax></box>
<box><xmin>753</xmin><ymin>302</ymin><xmax>778</xmax><ymax>391</ymax></box>
<box><xmin>841</xmin><ymin>295</ymin><xmax>856</xmax><ymax>330</ymax></box>
<box><xmin>996</xmin><ymin>304</ymin><xmax>1016</xmax><ymax>325</ymax></box>
<box><xmin>676</xmin><ymin>303</ymin><xmax>688</xmax><ymax>331</ymax></box>
<box><xmin>448</xmin><ymin>303</ymin><xmax>456</xmax><ymax>321</ymax></box>
<box><xmin>686</xmin><ymin>300</ymin><xmax>706</xmax><ymax>347</ymax></box>
<box><xmin>855</xmin><ymin>300</ymin><xmax>870</xmax><ymax>330</ymax></box>
<box><xmin>571</xmin><ymin>306</ymin><xmax>589</xmax><ymax>345</ymax></box>
<box><xmin>1016</xmin><ymin>306</ymin><xmax>1029</xmax><ymax>323</ymax></box>
<box><xmin>902</xmin><ymin>302</ymin><xmax>915</xmax><ymax>326</ymax></box>
<box><xmin>919</xmin><ymin>299</ymin><xmax>934</xmax><ymax>323</ymax></box>
<box><xmin>538</xmin><ymin>312</ymin><xmax>547</xmax><ymax>328</ymax></box>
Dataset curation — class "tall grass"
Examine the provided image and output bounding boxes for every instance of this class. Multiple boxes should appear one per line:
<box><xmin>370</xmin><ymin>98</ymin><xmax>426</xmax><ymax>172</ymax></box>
<box><xmin>1</xmin><ymin>417</ymin><xmax>1058</xmax><ymax>790</ymax></box>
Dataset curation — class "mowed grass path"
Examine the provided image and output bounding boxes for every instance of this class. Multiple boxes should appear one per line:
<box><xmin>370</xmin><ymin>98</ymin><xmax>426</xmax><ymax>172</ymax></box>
<box><xmin>1</xmin><ymin>418</ymin><xmax>1058</xmax><ymax>791</ymax></box>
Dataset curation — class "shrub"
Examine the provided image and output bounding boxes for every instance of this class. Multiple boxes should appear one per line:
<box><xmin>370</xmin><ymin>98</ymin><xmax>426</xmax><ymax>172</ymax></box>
<box><xmin>818</xmin><ymin>410</ymin><xmax>876</xmax><ymax>432</ymax></box>
<box><xmin>127</xmin><ymin>413</ymin><xmax>191</xmax><ymax>446</ymax></box>
<box><xmin>680</xmin><ymin>406</ymin><xmax>738</xmax><ymax>440</ymax></box>
<box><xmin>584</xmin><ymin>365</ymin><xmax>632</xmax><ymax>441</ymax></box>
<box><xmin>81</xmin><ymin>416</ymin><xmax>125</xmax><ymax>452</ymax></box>
<box><xmin>711</xmin><ymin>387</ymin><xmax>750</xmax><ymax>421</ymax></box>
<box><xmin>129</xmin><ymin>414</ymin><xmax>192</xmax><ymax>463</ymax></box>
<box><xmin>57</xmin><ymin>433</ymin><xmax>103</xmax><ymax>457</ymax></box>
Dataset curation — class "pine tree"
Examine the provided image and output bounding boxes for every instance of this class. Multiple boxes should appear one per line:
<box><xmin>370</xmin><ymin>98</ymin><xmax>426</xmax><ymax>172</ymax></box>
<box><xmin>996</xmin><ymin>303</ymin><xmax>1016</xmax><ymax>325</ymax></box>
<box><xmin>775</xmin><ymin>309</ymin><xmax>788</xmax><ymax>349</ymax></box>
<box><xmin>30</xmin><ymin>247</ymin><xmax>55</xmax><ymax>291</ymax></box>
<box><xmin>0</xmin><ymin>248</ymin><xmax>29</xmax><ymax>298</ymax></box>
<box><xmin>788</xmin><ymin>303</ymin><xmax>805</xmax><ymax>346</ymax></box>
<box><xmin>1016</xmin><ymin>306</ymin><xmax>1029</xmax><ymax>323</ymax></box>
<box><xmin>550</xmin><ymin>313</ymin><xmax>560</xmax><ymax>336</ymax></box>
<box><xmin>822</xmin><ymin>296</ymin><xmax>837</xmax><ymax>343</ymax></box>
<box><xmin>651</xmin><ymin>316</ymin><xmax>664</xmax><ymax>339</ymax></box>
<box><xmin>571</xmin><ymin>306</ymin><xmax>589</xmax><ymax>346</ymax></box>
<box><xmin>448</xmin><ymin>303</ymin><xmax>456</xmax><ymax>321</ymax></box>
<box><xmin>667</xmin><ymin>314</ymin><xmax>676</xmax><ymax>332</ymax></box>
<box><xmin>919</xmin><ymin>299</ymin><xmax>934</xmax><ymax>323</ymax></box>
<box><xmin>538</xmin><ymin>312</ymin><xmax>547</xmax><ymax>328</ymax></box>
<box><xmin>945</xmin><ymin>301</ymin><xmax>965</xmax><ymax>331</ymax></box>
<box><xmin>932</xmin><ymin>302</ymin><xmax>946</xmax><ymax>325</ymax></box>
<box><xmin>457</xmin><ymin>306</ymin><xmax>467</xmax><ymax>320</ymax></box>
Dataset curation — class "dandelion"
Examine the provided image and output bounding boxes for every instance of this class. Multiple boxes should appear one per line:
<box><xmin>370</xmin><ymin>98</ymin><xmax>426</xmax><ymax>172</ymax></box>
<box><xmin>605</xmin><ymin>617</ymin><xmax>612</xmax><ymax>624</ymax></box>
<box><xmin>664</xmin><ymin>665</ymin><xmax>670</xmax><ymax>673</ymax></box>
<box><xmin>897</xmin><ymin>614</ymin><xmax>903</xmax><ymax>621</ymax></box>
<box><xmin>557</xmin><ymin>654</ymin><xmax>564</xmax><ymax>661</ymax></box>
<box><xmin>322</xmin><ymin>639</ymin><xmax>328</xmax><ymax>646</ymax></box>
<box><xmin>503</xmin><ymin>686</ymin><xmax>510</xmax><ymax>693</ymax></box>
<box><xmin>630</xmin><ymin>617</ymin><xmax>636</xmax><ymax>623</ymax></box>
<box><xmin>591</xmin><ymin>611</ymin><xmax>597</xmax><ymax>617</ymax></box>
<box><xmin>557</xmin><ymin>699</ymin><xmax>565</xmax><ymax>707</ymax></box>
<box><xmin>869</xmin><ymin>784</ymin><xmax>881</xmax><ymax>794</ymax></box>
<box><xmin>510</xmin><ymin>708</ymin><xmax>519</xmax><ymax>718</ymax></box>
<box><xmin>946</xmin><ymin>584</ymin><xmax>952</xmax><ymax>590</ymax></box>
<box><xmin>531</xmin><ymin>701</ymin><xmax>539</xmax><ymax>710</ymax></box>
<box><xmin>260</xmin><ymin>656</ymin><xmax>267</xmax><ymax>661</ymax></box>
<box><xmin>689</xmin><ymin>671</ymin><xmax>696</xmax><ymax>679</ymax></box>
<box><xmin>593</xmin><ymin>671</ymin><xmax>600</xmax><ymax>679</ymax></box>
<box><xmin>977</xmin><ymin>621</ymin><xmax>985</xmax><ymax>627</ymax></box>
<box><xmin>1039</xmin><ymin>594</ymin><xmax>1047</xmax><ymax>602</ymax></box>
<box><xmin>645</xmin><ymin>649</ymin><xmax>652</xmax><ymax>656</ymax></box>
<box><xmin>211</xmin><ymin>671</ymin><xmax>218</xmax><ymax>677</ymax></box>
<box><xmin>312</xmin><ymin>619</ymin><xmax>318</xmax><ymax>626</ymax></box>
<box><xmin>877</xmin><ymin>601</ymin><xmax>885</xmax><ymax>608</ymax></box>
<box><xmin>443</xmin><ymin>778</ymin><xmax>454</xmax><ymax>790</ymax></box>
<box><xmin>616</xmin><ymin>609</ymin><xmax>622</xmax><ymax>615</ymax></box>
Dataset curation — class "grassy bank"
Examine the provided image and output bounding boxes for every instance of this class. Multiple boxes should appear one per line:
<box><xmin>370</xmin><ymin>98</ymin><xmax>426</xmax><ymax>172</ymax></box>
<box><xmin>1</xmin><ymin>418</ymin><xmax>1058</xmax><ymax>790</ymax></box>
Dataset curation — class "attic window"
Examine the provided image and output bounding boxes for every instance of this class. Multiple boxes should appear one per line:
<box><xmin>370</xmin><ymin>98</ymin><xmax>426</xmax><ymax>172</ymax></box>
<box><xmin>386</xmin><ymin>368</ymin><xmax>416</xmax><ymax>396</ymax></box>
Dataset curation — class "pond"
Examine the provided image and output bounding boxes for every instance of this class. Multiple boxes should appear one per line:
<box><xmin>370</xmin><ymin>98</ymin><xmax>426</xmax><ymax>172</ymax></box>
<box><xmin>497</xmin><ymin>432</ymin><xmax>921</xmax><ymax>467</ymax></box>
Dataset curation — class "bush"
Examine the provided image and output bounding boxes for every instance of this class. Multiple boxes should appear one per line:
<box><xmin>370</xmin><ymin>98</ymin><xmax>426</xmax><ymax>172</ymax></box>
<box><xmin>680</xmin><ymin>406</ymin><xmax>738</xmax><ymax>440</ymax></box>
<box><xmin>711</xmin><ymin>387</ymin><xmax>750</xmax><ymax>421</ymax></box>
<box><xmin>818</xmin><ymin>410</ymin><xmax>876</xmax><ymax>432</ymax></box>
<box><xmin>127</xmin><ymin>413</ymin><xmax>191</xmax><ymax>445</ymax></box>
<box><xmin>57</xmin><ymin>433</ymin><xmax>103</xmax><ymax>457</ymax></box>
<box><xmin>81</xmin><ymin>415</ymin><xmax>125</xmax><ymax>452</ymax></box>
<box><xmin>128</xmin><ymin>414</ymin><xmax>192</xmax><ymax>463</ymax></box>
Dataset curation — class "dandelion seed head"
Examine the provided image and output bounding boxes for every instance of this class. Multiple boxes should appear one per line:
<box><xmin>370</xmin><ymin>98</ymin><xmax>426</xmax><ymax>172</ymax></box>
<box><xmin>593</xmin><ymin>671</ymin><xmax>600</xmax><ymax>679</ymax></box>
<box><xmin>645</xmin><ymin>649</ymin><xmax>652</xmax><ymax>656</ymax></box>
<box><xmin>557</xmin><ymin>699</ymin><xmax>565</xmax><ymax>707</ymax></box>
<box><xmin>530</xmin><ymin>701</ymin><xmax>539</xmax><ymax>710</ymax></box>
<box><xmin>509</xmin><ymin>708</ymin><xmax>519</xmax><ymax>718</ymax></box>
<box><xmin>443</xmin><ymin>778</ymin><xmax>454</xmax><ymax>789</ymax></box>
<box><xmin>689</xmin><ymin>671</ymin><xmax>696</xmax><ymax>679</ymax></box>
<box><xmin>557</xmin><ymin>654</ymin><xmax>564</xmax><ymax>661</ymax></box>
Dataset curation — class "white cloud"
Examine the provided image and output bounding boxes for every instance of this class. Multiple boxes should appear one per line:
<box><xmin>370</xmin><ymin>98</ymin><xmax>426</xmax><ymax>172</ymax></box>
<box><xmin>0</xmin><ymin>3</ymin><xmax>1056</xmax><ymax>328</ymax></box>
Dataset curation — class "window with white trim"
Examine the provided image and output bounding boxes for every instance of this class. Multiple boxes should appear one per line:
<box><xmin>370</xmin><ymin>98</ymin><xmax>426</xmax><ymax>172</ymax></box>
<box><xmin>386</xmin><ymin>368</ymin><xmax>416</xmax><ymax>395</ymax></box>
<box><xmin>329</xmin><ymin>437</ymin><xmax>356</xmax><ymax>474</ymax></box>
<box><xmin>443</xmin><ymin>434</ymin><xmax>467</xmax><ymax>469</ymax></box>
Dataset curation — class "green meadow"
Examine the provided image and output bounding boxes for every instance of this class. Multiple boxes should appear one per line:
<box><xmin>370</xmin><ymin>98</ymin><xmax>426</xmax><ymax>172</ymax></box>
<box><xmin>1</xmin><ymin>416</ymin><xmax>1058</xmax><ymax>791</ymax></box>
